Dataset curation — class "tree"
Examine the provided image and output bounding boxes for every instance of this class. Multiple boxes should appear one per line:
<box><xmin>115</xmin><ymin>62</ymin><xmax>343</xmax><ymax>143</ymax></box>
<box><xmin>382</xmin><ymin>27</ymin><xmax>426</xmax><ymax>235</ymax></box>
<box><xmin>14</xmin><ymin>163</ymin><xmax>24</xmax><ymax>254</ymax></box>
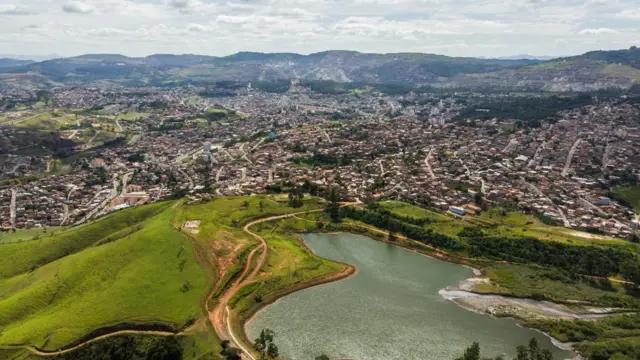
<box><xmin>254</xmin><ymin>329</ymin><xmax>279</xmax><ymax>360</ymax></box>
<box><xmin>515</xmin><ymin>345</ymin><xmax>529</xmax><ymax>360</ymax></box>
<box><xmin>455</xmin><ymin>339</ymin><xmax>553</xmax><ymax>360</ymax></box>
<box><xmin>528</xmin><ymin>338</ymin><xmax>539</xmax><ymax>360</ymax></box>
<box><xmin>315</xmin><ymin>356</ymin><xmax>330</xmax><ymax>360</ymax></box>
<box><xmin>620</xmin><ymin>259</ymin><xmax>640</xmax><ymax>287</ymax></box>
<box><xmin>326</xmin><ymin>187</ymin><xmax>341</xmax><ymax>222</ymax></box>
<box><xmin>456</xmin><ymin>342</ymin><xmax>480</xmax><ymax>360</ymax></box>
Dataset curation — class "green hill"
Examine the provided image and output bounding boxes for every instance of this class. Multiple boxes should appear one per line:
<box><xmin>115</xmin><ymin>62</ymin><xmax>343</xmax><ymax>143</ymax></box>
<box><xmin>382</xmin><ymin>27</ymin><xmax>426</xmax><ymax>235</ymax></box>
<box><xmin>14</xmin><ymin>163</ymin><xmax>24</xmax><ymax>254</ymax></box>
<box><xmin>0</xmin><ymin>201</ymin><xmax>171</xmax><ymax>280</ymax></box>
<box><xmin>0</xmin><ymin>203</ymin><xmax>211</xmax><ymax>351</ymax></box>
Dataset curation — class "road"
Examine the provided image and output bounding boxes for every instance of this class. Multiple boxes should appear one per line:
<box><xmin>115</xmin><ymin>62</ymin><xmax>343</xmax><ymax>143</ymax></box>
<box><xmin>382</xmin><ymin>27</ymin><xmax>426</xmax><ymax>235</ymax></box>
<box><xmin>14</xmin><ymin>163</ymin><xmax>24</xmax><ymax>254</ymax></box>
<box><xmin>602</xmin><ymin>140</ymin><xmax>612</xmax><ymax>172</ymax></box>
<box><xmin>74</xmin><ymin>177</ymin><xmax>119</xmax><ymax>225</ymax></box>
<box><xmin>211</xmin><ymin>205</ymin><xmax>359</xmax><ymax>360</ymax></box>
<box><xmin>10</xmin><ymin>188</ymin><xmax>17</xmax><ymax>228</ymax></box>
<box><xmin>177</xmin><ymin>168</ymin><xmax>194</xmax><ymax>189</ymax></box>
<box><xmin>249</xmin><ymin>138</ymin><xmax>266</xmax><ymax>152</ymax></box>
<box><xmin>522</xmin><ymin>178</ymin><xmax>570</xmax><ymax>227</ymax></box>
<box><xmin>86</xmin><ymin>130</ymin><xmax>101</xmax><ymax>147</ymax></box>
<box><xmin>120</xmin><ymin>172</ymin><xmax>133</xmax><ymax>195</ymax></box>
<box><xmin>453</xmin><ymin>152</ymin><xmax>471</xmax><ymax>177</ymax></box>
<box><xmin>60</xmin><ymin>204</ymin><xmax>70</xmax><ymax>225</ymax></box>
<box><xmin>424</xmin><ymin>148</ymin><xmax>436</xmax><ymax>179</ymax></box>
<box><xmin>239</xmin><ymin>143</ymin><xmax>252</xmax><ymax>164</ymax></box>
<box><xmin>216</xmin><ymin>166</ymin><xmax>225</xmax><ymax>182</ymax></box>
<box><xmin>562</xmin><ymin>138</ymin><xmax>582</xmax><ymax>177</ymax></box>
<box><xmin>528</xmin><ymin>140</ymin><xmax>547</xmax><ymax>168</ymax></box>
<box><xmin>115</xmin><ymin>118</ymin><xmax>123</xmax><ymax>132</ymax></box>
<box><xmin>322</xmin><ymin>129</ymin><xmax>331</xmax><ymax>143</ymax></box>
<box><xmin>501</xmin><ymin>138</ymin><xmax>519</xmax><ymax>154</ymax></box>
<box><xmin>127</xmin><ymin>134</ymin><xmax>141</xmax><ymax>146</ymax></box>
<box><xmin>22</xmin><ymin>330</ymin><xmax>177</xmax><ymax>357</ymax></box>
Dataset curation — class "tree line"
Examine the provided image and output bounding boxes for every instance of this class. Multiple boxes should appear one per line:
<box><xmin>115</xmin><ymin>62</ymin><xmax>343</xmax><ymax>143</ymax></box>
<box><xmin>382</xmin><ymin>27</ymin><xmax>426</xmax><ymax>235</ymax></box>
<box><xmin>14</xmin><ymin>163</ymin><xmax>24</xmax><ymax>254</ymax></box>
<box><xmin>468</xmin><ymin>236</ymin><xmax>635</xmax><ymax>278</ymax></box>
<box><xmin>338</xmin><ymin>206</ymin><xmax>465</xmax><ymax>251</ymax></box>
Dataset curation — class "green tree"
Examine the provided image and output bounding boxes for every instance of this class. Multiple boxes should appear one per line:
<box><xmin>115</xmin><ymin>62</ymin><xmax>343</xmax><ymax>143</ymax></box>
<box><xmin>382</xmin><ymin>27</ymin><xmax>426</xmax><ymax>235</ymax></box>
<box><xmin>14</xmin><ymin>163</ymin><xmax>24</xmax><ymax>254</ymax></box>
<box><xmin>326</xmin><ymin>187</ymin><xmax>341</xmax><ymax>222</ymax></box>
<box><xmin>456</xmin><ymin>342</ymin><xmax>480</xmax><ymax>360</ymax></box>
<box><xmin>254</xmin><ymin>329</ymin><xmax>279</xmax><ymax>360</ymax></box>
<box><xmin>515</xmin><ymin>345</ymin><xmax>529</xmax><ymax>360</ymax></box>
<box><xmin>315</xmin><ymin>356</ymin><xmax>330</xmax><ymax>360</ymax></box>
<box><xmin>620</xmin><ymin>259</ymin><xmax>640</xmax><ymax>286</ymax></box>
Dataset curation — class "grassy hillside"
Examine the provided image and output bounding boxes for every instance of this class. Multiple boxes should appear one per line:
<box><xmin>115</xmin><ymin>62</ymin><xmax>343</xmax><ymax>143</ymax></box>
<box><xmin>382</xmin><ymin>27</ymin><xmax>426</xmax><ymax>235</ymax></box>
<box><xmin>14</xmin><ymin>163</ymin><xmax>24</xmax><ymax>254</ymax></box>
<box><xmin>612</xmin><ymin>186</ymin><xmax>640</xmax><ymax>212</ymax></box>
<box><xmin>0</xmin><ymin>201</ymin><xmax>171</xmax><ymax>280</ymax></box>
<box><xmin>0</xmin><ymin>203</ymin><xmax>211</xmax><ymax>351</ymax></box>
<box><xmin>379</xmin><ymin>201</ymin><xmax>630</xmax><ymax>247</ymax></box>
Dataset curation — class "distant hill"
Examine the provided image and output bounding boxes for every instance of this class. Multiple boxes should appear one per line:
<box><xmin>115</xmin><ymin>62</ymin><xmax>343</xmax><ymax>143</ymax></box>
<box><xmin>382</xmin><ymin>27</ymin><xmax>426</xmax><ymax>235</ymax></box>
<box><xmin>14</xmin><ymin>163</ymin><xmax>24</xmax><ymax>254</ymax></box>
<box><xmin>492</xmin><ymin>55</ymin><xmax>557</xmax><ymax>61</ymax></box>
<box><xmin>566</xmin><ymin>46</ymin><xmax>640</xmax><ymax>69</ymax></box>
<box><xmin>1</xmin><ymin>46</ymin><xmax>638</xmax><ymax>91</ymax></box>
<box><xmin>0</xmin><ymin>58</ymin><xmax>35</xmax><ymax>68</ymax></box>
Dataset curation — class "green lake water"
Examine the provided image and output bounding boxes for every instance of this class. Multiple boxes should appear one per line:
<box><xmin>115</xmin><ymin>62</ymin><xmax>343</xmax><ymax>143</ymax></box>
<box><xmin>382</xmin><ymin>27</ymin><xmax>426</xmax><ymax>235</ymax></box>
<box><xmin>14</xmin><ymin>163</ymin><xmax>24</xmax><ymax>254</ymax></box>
<box><xmin>247</xmin><ymin>233</ymin><xmax>574</xmax><ymax>360</ymax></box>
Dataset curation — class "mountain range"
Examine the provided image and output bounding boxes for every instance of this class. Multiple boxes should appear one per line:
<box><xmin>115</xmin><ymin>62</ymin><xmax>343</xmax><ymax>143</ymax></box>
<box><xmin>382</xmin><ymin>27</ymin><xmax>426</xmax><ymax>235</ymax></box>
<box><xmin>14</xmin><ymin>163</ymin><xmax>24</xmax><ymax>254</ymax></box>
<box><xmin>0</xmin><ymin>46</ymin><xmax>638</xmax><ymax>91</ymax></box>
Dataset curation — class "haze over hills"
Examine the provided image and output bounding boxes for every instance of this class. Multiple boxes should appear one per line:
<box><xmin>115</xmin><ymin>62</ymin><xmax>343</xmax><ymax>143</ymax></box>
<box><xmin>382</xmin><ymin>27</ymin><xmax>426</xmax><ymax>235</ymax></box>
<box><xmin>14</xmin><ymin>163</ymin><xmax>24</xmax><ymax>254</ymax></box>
<box><xmin>0</xmin><ymin>46</ymin><xmax>638</xmax><ymax>91</ymax></box>
<box><xmin>0</xmin><ymin>58</ymin><xmax>35</xmax><ymax>68</ymax></box>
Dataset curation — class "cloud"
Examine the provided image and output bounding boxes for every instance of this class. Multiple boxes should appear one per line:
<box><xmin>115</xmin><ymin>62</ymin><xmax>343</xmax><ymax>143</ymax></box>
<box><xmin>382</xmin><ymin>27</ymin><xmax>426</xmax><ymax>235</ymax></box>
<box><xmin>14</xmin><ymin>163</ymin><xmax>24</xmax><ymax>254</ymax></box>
<box><xmin>62</xmin><ymin>1</ymin><xmax>94</xmax><ymax>14</ymax></box>
<box><xmin>186</xmin><ymin>23</ymin><xmax>214</xmax><ymax>32</ymax></box>
<box><xmin>0</xmin><ymin>5</ymin><xmax>38</xmax><ymax>15</ymax></box>
<box><xmin>578</xmin><ymin>28</ymin><xmax>618</xmax><ymax>35</ymax></box>
<box><xmin>0</xmin><ymin>0</ymin><xmax>639</xmax><ymax>57</ymax></box>
<box><xmin>617</xmin><ymin>9</ymin><xmax>640</xmax><ymax>19</ymax></box>
<box><xmin>165</xmin><ymin>0</ymin><xmax>216</xmax><ymax>14</ymax></box>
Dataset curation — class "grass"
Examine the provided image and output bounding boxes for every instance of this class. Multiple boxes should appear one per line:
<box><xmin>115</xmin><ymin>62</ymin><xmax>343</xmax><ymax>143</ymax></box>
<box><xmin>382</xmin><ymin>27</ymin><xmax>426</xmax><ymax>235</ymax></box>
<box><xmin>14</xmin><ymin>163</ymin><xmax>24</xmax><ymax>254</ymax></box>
<box><xmin>613</xmin><ymin>186</ymin><xmax>640</xmax><ymax>212</ymax></box>
<box><xmin>230</xmin><ymin>215</ymin><xmax>344</xmax><ymax>314</ymax></box>
<box><xmin>0</xmin><ymin>202</ymin><xmax>171</xmax><ymax>280</ymax></box>
<box><xmin>0</xmin><ymin>205</ymin><xmax>211</xmax><ymax>350</ymax></box>
<box><xmin>115</xmin><ymin>112</ymin><xmax>148</xmax><ymax>121</ymax></box>
<box><xmin>0</xmin><ymin>227</ymin><xmax>65</xmax><ymax>244</ymax></box>
<box><xmin>478</xmin><ymin>263</ymin><xmax>640</xmax><ymax>308</ymax></box>
<box><xmin>180</xmin><ymin>320</ymin><xmax>222</xmax><ymax>360</ymax></box>
<box><xmin>379</xmin><ymin>201</ymin><xmax>631</xmax><ymax>248</ymax></box>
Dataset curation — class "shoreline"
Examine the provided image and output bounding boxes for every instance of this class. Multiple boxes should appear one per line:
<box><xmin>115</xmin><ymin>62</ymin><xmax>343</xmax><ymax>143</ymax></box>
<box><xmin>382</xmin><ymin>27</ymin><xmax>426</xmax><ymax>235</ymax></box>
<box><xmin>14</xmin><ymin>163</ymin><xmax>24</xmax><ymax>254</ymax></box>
<box><xmin>233</xmin><ymin>230</ymin><xmax>592</xmax><ymax>359</ymax></box>
<box><xmin>240</xmin><ymin>234</ymin><xmax>358</xmax><ymax>347</ymax></box>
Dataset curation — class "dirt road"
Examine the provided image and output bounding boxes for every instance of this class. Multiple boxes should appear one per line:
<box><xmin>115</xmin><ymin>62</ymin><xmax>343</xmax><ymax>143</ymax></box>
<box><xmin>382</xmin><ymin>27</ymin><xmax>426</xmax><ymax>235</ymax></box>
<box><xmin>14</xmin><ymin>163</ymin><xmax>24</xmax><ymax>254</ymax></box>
<box><xmin>21</xmin><ymin>330</ymin><xmax>177</xmax><ymax>357</ymax></box>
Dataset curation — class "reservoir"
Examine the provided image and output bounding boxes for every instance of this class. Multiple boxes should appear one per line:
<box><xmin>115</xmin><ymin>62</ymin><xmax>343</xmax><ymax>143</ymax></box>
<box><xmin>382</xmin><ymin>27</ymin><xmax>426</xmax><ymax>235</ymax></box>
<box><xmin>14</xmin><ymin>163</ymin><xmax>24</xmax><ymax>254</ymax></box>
<box><xmin>247</xmin><ymin>233</ymin><xmax>575</xmax><ymax>360</ymax></box>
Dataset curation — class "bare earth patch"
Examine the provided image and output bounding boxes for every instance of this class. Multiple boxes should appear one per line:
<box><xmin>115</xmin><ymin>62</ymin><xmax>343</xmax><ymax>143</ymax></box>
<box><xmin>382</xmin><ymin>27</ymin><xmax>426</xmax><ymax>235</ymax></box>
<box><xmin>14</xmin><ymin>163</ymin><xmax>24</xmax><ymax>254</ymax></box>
<box><xmin>183</xmin><ymin>220</ymin><xmax>201</xmax><ymax>234</ymax></box>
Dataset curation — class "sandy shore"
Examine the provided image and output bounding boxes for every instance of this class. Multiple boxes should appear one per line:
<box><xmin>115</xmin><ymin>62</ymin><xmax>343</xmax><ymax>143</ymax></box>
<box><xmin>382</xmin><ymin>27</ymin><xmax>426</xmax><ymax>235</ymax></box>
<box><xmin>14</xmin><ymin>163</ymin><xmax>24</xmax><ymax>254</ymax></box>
<box><xmin>441</xmin><ymin>277</ymin><xmax>624</xmax><ymax>321</ymax></box>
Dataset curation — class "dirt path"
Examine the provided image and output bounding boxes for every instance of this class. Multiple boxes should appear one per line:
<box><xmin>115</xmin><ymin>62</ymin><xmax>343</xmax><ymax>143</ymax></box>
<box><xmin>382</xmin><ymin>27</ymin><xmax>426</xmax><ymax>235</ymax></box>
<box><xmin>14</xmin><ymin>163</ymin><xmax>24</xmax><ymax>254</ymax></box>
<box><xmin>21</xmin><ymin>330</ymin><xmax>177</xmax><ymax>357</ymax></box>
<box><xmin>211</xmin><ymin>204</ymin><xmax>358</xmax><ymax>360</ymax></box>
<box><xmin>210</xmin><ymin>212</ymin><xmax>317</xmax><ymax>360</ymax></box>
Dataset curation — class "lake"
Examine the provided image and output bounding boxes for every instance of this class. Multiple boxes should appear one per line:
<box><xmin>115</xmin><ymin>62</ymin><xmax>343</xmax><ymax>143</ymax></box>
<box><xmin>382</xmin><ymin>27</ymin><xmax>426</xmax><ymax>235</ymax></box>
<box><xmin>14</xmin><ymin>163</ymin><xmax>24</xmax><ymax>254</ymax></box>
<box><xmin>247</xmin><ymin>233</ymin><xmax>574</xmax><ymax>360</ymax></box>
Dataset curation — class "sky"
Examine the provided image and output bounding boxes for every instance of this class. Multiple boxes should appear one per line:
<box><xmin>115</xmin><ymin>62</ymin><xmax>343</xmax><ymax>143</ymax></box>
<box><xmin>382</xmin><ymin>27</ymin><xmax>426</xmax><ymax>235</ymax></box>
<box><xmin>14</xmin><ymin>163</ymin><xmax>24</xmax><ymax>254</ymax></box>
<box><xmin>0</xmin><ymin>0</ymin><xmax>639</xmax><ymax>58</ymax></box>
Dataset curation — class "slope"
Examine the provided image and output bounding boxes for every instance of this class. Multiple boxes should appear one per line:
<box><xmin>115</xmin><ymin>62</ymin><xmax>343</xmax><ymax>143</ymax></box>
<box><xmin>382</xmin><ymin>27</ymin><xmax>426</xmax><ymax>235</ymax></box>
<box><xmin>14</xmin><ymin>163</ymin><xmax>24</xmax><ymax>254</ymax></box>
<box><xmin>0</xmin><ymin>204</ymin><xmax>211</xmax><ymax>351</ymax></box>
<box><xmin>0</xmin><ymin>201</ymin><xmax>171</xmax><ymax>280</ymax></box>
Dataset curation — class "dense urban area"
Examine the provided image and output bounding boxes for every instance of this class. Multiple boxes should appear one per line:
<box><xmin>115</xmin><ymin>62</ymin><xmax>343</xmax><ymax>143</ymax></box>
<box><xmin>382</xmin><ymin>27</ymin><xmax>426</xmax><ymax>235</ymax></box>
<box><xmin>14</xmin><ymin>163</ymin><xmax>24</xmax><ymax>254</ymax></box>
<box><xmin>1</xmin><ymin>82</ymin><xmax>639</xmax><ymax>240</ymax></box>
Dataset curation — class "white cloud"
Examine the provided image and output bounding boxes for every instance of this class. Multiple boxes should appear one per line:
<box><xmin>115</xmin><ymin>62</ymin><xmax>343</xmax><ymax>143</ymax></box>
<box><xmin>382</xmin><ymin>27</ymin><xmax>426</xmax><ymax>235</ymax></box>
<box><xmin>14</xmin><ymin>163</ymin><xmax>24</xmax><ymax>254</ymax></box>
<box><xmin>578</xmin><ymin>28</ymin><xmax>618</xmax><ymax>35</ymax></box>
<box><xmin>62</xmin><ymin>2</ymin><xmax>94</xmax><ymax>14</ymax></box>
<box><xmin>0</xmin><ymin>5</ymin><xmax>38</xmax><ymax>15</ymax></box>
<box><xmin>0</xmin><ymin>0</ymin><xmax>638</xmax><ymax>57</ymax></box>
<box><xmin>617</xmin><ymin>9</ymin><xmax>640</xmax><ymax>19</ymax></box>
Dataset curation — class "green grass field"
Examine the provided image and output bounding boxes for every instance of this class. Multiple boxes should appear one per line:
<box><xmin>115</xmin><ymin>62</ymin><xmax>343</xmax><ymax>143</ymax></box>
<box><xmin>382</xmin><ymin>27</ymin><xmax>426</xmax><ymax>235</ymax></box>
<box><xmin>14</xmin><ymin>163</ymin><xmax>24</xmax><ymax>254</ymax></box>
<box><xmin>379</xmin><ymin>201</ymin><xmax>629</xmax><ymax>247</ymax></box>
<box><xmin>477</xmin><ymin>263</ymin><xmax>639</xmax><ymax>308</ymax></box>
<box><xmin>0</xmin><ymin>227</ymin><xmax>65</xmax><ymax>244</ymax></box>
<box><xmin>0</xmin><ymin>203</ymin><xmax>211</xmax><ymax>351</ymax></box>
<box><xmin>115</xmin><ymin>111</ymin><xmax>149</xmax><ymax>121</ymax></box>
<box><xmin>613</xmin><ymin>186</ymin><xmax>640</xmax><ymax>212</ymax></box>
<box><xmin>0</xmin><ymin>202</ymin><xmax>171</xmax><ymax>280</ymax></box>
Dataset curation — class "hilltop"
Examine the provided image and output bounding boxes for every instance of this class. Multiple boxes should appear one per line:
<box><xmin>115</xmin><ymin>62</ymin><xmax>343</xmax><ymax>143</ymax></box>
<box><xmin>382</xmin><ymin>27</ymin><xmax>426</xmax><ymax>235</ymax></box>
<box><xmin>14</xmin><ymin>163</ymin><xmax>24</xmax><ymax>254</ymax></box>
<box><xmin>0</xmin><ymin>46</ymin><xmax>638</xmax><ymax>91</ymax></box>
